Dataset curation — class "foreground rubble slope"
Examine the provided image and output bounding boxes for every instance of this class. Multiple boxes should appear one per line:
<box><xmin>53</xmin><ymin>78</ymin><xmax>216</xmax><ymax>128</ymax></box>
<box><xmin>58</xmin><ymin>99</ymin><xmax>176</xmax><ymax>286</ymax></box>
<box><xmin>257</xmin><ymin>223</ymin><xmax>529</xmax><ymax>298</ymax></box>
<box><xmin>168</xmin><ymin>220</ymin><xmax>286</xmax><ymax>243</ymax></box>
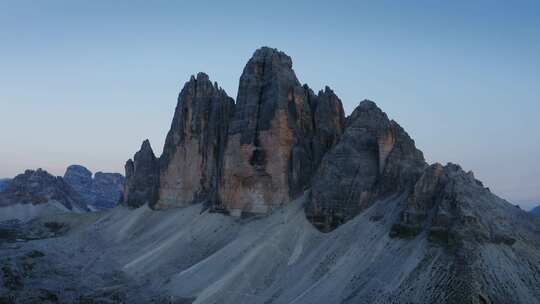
<box><xmin>2</xmin><ymin>192</ymin><xmax>539</xmax><ymax>303</ymax></box>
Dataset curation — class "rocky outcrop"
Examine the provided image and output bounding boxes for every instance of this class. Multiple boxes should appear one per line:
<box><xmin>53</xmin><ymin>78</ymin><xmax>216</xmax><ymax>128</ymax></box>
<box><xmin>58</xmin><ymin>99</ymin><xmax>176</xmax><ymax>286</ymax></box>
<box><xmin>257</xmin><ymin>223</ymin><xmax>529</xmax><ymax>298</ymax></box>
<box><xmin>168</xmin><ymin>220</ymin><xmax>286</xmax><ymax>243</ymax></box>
<box><xmin>123</xmin><ymin>140</ymin><xmax>160</xmax><ymax>208</ymax></box>
<box><xmin>390</xmin><ymin>163</ymin><xmax>518</xmax><ymax>246</ymax></box>
<box><xmin>305</xmin><ymin>100</ymin><xmax>426</xmax><ymax>231</ymax></box>
<box><xmin>64</xmin><ymin>165</ymin><xmax>124</xmax><ymax>210</ymax></box>
<box><xmin>218</xmin><ymin>47</ymin><xmax>345</xmax><ymax>215</ymax></box>
<box><xmin>0</xmin><ymin>169</ymin><xmax>88</xmax><ymax>211</ymax></box>
<box><xmin>155</xmin><ymin>73</ymin><xmax>235</xmax><ymax>209</ymax></box>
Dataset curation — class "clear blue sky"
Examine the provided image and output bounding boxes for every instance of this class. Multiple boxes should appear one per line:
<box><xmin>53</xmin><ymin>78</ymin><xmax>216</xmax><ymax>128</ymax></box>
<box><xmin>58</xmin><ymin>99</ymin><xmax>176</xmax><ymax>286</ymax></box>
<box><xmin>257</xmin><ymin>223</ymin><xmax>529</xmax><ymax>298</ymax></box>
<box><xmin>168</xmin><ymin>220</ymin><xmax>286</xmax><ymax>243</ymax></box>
<box><xmin>1</xmin><ymin>1</ymin><xmax>539</xmax><ymax>209</ymax></box>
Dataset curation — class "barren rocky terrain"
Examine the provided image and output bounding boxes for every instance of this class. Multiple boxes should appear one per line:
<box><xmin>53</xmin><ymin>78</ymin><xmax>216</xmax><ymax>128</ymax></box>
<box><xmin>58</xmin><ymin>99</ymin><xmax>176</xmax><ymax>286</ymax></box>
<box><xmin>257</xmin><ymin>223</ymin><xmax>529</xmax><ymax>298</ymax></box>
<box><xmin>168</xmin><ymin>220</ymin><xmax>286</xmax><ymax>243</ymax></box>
<box><xmin>2</xmin><ymin>47</ymin><xmax>540</xmax><ymax>303</ymax></box>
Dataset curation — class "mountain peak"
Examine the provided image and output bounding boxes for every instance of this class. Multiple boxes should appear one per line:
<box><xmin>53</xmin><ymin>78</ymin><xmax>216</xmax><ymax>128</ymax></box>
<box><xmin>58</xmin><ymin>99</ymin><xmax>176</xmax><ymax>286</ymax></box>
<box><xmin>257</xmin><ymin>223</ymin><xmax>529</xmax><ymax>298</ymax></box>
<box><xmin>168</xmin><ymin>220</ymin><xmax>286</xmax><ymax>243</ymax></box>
<box><xmin>251</xmin><ymin>46</ymin><xmax>293</xmax><ymax>68</ymax></box>
<box><xmin>140</xmin><ymin>139</ymin><xmax>153</xmax><ymax>153</ymax></box>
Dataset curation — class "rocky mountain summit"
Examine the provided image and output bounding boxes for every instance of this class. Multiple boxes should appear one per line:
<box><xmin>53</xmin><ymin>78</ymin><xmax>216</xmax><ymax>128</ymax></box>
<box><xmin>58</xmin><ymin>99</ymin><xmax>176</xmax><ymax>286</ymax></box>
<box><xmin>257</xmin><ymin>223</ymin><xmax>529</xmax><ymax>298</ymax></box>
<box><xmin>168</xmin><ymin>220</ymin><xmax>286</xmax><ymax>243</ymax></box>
<box><xmin>116</xmin><ymin>47</ymin><xmax>540</xmax><ymax>303</ymax></box>
<box><xmin>63</xmin><ymin>164</ymin><xmax>124</xmax><ymax>210</ymax></box>
<box><xmin>157</xmin><ymin>72</ymin><xmax>234</xmax><ymax>209</ymax></box>
<box><xmin>123</xmin><ymin>47</ymin><xmax>346</xmax><ymax>216</ymax></box>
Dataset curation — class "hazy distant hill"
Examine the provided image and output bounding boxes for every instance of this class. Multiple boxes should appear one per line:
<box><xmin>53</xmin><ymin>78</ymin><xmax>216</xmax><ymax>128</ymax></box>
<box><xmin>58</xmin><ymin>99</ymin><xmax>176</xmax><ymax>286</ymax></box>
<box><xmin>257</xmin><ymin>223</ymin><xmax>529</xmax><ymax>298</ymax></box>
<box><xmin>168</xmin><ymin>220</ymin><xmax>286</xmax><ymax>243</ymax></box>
<box><xmin>531</xmin><ymin>205</ymin><xmax>540</xmax><ymax>216</ymax></box>
<box><xmin>63</xmin><ymin>165</ymin><xmax>124</xmax><ymax>210</ymax></box>
<box><xmin>0</xmin><ymin>178</ymin><xmax>10</xmax><ymax>192</ymax></box>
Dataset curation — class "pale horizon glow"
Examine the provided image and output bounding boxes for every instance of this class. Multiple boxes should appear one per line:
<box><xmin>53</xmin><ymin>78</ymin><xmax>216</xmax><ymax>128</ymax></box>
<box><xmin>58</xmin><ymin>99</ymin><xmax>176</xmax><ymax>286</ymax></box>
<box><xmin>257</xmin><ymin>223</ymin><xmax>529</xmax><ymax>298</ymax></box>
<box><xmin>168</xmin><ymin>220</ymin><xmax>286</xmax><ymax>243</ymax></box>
<box><xmin>1</xmin><ymin>1</ymin><xmax>539</xmax><ymax>209</ymax></box>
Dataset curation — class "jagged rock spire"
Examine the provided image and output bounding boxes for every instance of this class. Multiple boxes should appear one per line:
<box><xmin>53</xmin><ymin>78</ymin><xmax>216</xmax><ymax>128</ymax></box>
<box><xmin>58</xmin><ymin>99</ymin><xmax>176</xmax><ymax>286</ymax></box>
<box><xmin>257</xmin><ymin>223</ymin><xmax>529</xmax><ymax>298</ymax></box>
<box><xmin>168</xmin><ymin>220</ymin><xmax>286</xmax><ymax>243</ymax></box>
<box><xmin>155</xmin><ymin>72</ymin><xmax>234</xmax><ymax>209</ymax></box>
<box><xmin>218</xmin><ymin>47</ymin><xmax>345</xmax><ymax>215</ymax></box>
<box><xmin>123</xmin><ymin>139</ymin><xmax>159</xmax><ymax>208</ymax></box>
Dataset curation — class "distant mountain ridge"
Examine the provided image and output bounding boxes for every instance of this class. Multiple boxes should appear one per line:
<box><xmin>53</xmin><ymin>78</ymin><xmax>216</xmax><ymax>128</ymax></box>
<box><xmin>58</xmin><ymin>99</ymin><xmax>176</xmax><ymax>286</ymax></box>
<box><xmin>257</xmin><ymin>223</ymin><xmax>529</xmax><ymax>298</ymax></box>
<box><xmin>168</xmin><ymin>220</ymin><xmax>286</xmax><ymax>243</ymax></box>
<box><xmin>531</xmin><ymin>205</ymin><xmax>540</xmax><ymax>216</ymax></box>
<box><xmin>0</xmin><ymin>165</ymin><xmax>123</xmax><ymax>222</ymax></box>
<box><xmin>63</xmin><ymin>165</ymin><xmax>124</xmax><ymax>210</ymax></box>
<box><xmin>0</xmin><ymin>169</ymin><xmax>89</xmax><ymax>222</ymax></box>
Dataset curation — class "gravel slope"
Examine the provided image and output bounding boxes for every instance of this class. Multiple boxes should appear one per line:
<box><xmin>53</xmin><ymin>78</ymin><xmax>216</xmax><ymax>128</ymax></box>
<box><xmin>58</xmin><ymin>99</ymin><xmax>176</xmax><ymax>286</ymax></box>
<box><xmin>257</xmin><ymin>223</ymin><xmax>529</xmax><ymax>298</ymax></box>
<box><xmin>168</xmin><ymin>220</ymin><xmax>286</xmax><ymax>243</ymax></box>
<box><xmin>1</xmin><ymin>194</ymin><xmax>539</xmax><ymax>303</ymax></box>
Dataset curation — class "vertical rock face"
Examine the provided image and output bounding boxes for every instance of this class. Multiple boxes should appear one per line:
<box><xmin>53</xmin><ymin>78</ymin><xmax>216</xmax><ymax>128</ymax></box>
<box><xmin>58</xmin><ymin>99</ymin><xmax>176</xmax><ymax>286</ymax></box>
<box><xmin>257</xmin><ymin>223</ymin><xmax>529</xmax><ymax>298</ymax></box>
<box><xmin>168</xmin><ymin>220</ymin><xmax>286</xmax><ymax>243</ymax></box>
<box><xmin>122</xmin><ymin>48</ymin><xmax>344</xmax><ymax>214</ymax></box>
<box><xmin>123</xmin><ymin>140</ymin><xmax>160</xmax><ymax>208</ymax></box>
<box><xmin>288</xmin><ymin>85</ymin><xmax>346</xmax><ymax>198</ymax></box>
<box><xmin>306</xmin><ymin>100</ymin><xmax>426</xmax><ymax>231</ymax></box>
<box><xmin>218</xmin><ymin>47</ymin><xmax>345</xmax><ymax>215</ymax></box>
<box><xmin>64</xmin><ymin>165</ymin><xmax>124</xmax><ymax>210</ymax></box>
<box><xmin>309</xmin><ymin>86</ymin><xmax>346</xmax><ymax>167</ymax></box>
<box><xmin>155</xmin><ymin>73</ymin><xmax>235</xmax><ymax>209</ymax></box>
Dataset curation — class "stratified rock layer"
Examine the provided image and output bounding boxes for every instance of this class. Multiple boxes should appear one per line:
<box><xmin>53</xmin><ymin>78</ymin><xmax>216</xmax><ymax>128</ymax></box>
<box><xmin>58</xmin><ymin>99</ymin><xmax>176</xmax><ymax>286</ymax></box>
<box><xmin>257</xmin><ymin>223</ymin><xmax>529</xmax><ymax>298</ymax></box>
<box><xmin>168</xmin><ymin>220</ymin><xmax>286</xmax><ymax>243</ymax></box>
<box><xmin>306</xmin><ymin>100</ymin><xmax>426</xmax><ymax>231</ymax></box>
<box><xmin>156</xmin><ymin>73</ymin><xmax>234</xmax><ymax>209</ymax></box>
<box><xmin>64</xmin><ymin>165</ymin><xmax>124</xmax><ymax>210</ymax></box>
<box><xmin>123</xmin><ymin>140</ymin><xmax>159</xmax><ymax>208</ymax></box>
<box><xmin>218</xmin><ymin>47</ymin><xmax>345</xmax><ymax>215</ymax></box>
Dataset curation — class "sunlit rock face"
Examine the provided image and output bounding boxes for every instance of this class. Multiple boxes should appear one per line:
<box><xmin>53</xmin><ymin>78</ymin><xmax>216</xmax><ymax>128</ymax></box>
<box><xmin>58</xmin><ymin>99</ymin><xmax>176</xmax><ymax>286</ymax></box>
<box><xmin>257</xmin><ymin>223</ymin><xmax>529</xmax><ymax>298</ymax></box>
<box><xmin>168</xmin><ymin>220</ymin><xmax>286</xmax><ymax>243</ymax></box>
<box><xmin>123</xmin><ymin>140</ymin><xmax>160</xmax><ymax>208</ymax></box>
<box><xmin>306</xmin><ymin>100</ymin><xmax>426</xmax><ymax>231</ymax></box>
<box><xmin>217</xmin><ymin>47</ymin><xmax>345</xmax><ymax>215</ymax></box>
<box><xmin>155</xmin><ymin>73</ymin><xmax>235</xmax><ymax>209</ymax></box>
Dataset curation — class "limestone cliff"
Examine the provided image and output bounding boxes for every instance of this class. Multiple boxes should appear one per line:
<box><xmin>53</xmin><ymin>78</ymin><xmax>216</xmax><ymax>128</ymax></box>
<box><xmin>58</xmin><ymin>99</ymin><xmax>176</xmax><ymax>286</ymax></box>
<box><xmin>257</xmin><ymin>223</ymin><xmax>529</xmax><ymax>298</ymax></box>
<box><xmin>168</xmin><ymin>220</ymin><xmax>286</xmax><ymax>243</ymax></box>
<box><xmin>218</xmin><ymin>47</ymin><xmax>345</xmax><ymax>215</ymax></box>
<box><xmin>305</xmin><ymin>100</ymin><xmax>426</xmax><ymax>231</ymax></box>
<box><xmin>155</xmin><ymin>73</ymin><xmax>234</xmax><ymax>209</ymax></box>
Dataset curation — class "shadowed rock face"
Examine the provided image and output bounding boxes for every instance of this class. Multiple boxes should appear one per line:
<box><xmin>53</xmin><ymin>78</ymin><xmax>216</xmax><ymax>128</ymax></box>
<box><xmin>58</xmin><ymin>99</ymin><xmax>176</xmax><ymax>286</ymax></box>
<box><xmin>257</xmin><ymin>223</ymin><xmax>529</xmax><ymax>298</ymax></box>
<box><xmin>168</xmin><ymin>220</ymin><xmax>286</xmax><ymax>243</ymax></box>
<box><xmin>156</xmin><ymin>73</ymin><xmax>235</xmax><ymax>209</ymax></box>
<box><xmin>390</xmin><ymin>163</ymin><xmax>518</xmax><ymax>246</ymax></box>
<box><xmin>123</xmin><ymin>140</ymin><xmax>159</xmax><ymax>208</ymax></box>
<box><xmin>0</xmin><ymin>169</ymin><xmax>88</xmax><ymax>211</ymax></box>
<box><xmin>306</xmin><ymin>100</ymin><xmax>426</xmax><ymax>231</ymax></box>
<box><xmin>531</xmin><ymin>205</ymin><xmax>540</xmax><ymax>216</ymax></box>
<box><xmin>0</xmin><ymin>178</ymin><xmax>11</xmax><ymax>192</ymax></box>
<box><xmin>218</xmin><ymin>47</ymin><xmax>345</xmax><ymax>215</ymax></box>
<box><xmin>64</xmin><ymin>165</ymin><xmax>124</xmax><ymax>210</ymax></box>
